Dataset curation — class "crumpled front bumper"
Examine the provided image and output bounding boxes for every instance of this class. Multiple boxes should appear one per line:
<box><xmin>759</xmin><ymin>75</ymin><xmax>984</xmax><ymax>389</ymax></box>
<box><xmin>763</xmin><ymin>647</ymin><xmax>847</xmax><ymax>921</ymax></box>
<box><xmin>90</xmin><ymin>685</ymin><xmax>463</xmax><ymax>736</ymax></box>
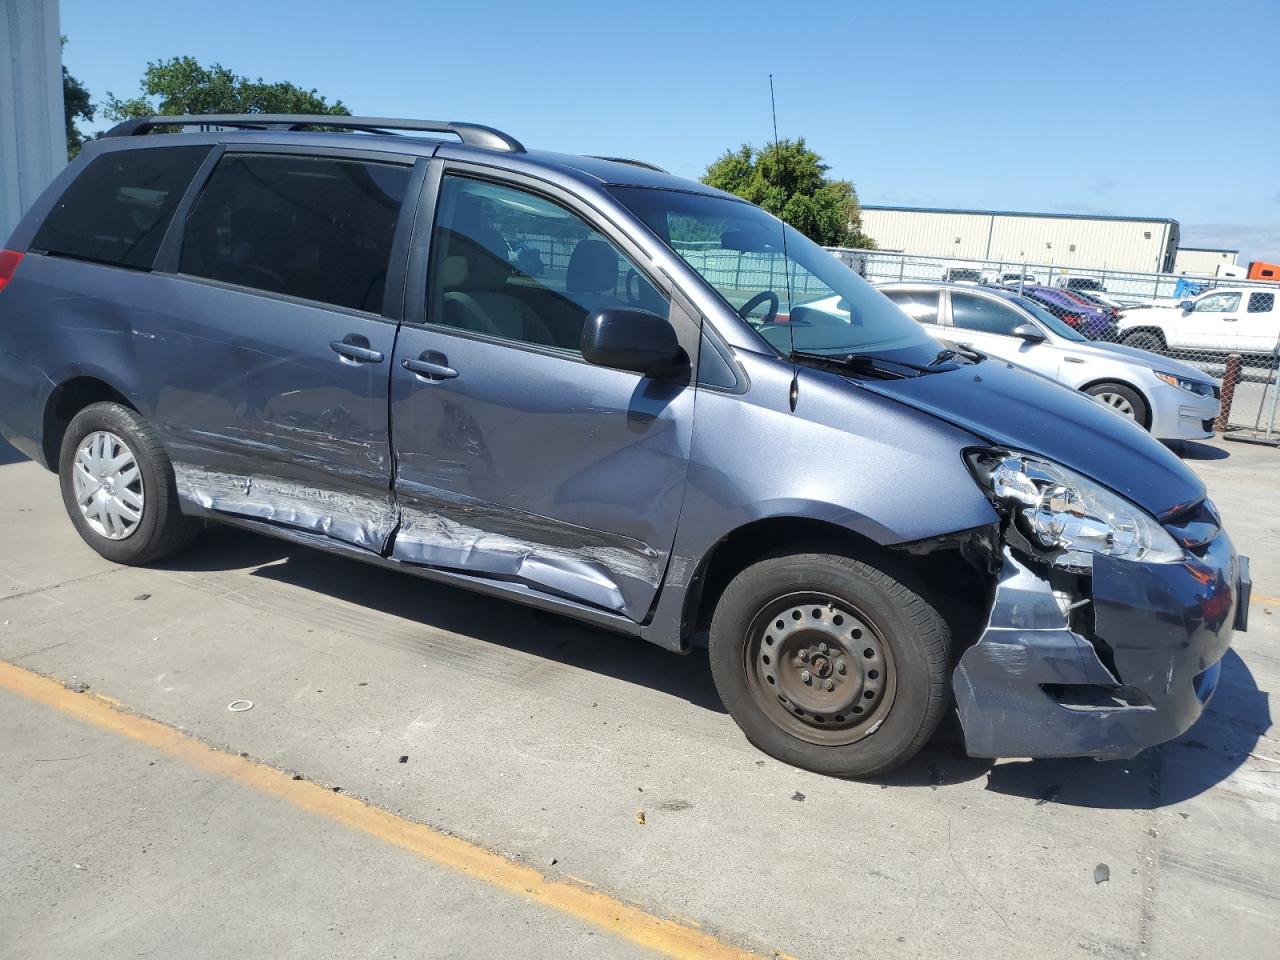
<box><xmin>954</xmin><ymin>533</ymin><xmax>1248</xmax><ymax>759</ymax></box>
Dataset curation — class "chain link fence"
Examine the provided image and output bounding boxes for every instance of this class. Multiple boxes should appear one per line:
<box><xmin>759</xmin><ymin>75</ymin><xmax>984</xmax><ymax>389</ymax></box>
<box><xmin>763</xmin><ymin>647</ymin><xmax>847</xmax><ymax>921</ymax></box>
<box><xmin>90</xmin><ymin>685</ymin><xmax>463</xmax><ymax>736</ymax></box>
<box><xmin>828</xmin><ymin>248</ymin><xmax>1280</xmax><ymax>437</ymax></box>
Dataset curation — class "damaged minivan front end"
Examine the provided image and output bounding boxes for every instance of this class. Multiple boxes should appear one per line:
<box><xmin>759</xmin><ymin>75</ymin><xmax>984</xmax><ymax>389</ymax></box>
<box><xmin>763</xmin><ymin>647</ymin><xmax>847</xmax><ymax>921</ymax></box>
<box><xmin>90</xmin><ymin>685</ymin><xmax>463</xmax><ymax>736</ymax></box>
<box><xmin>954</xmin><ymin>449</ymin><xmax>1250</xmax><ymax>759</ymax></box>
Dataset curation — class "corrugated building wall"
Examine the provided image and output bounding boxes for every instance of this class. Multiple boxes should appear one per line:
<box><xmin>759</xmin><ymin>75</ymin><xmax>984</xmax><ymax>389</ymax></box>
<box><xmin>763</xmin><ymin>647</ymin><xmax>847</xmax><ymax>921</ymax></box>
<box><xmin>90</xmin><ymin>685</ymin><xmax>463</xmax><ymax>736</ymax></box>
<box><xmin>1173</xmin><ymin>247</ymin><xmax>1238</xmax><ymax>276</ymax></box>
<box><xmin>861</xmin><ymin>206</ymin><xmax>1179</xmax><ymax>273</ymax></box>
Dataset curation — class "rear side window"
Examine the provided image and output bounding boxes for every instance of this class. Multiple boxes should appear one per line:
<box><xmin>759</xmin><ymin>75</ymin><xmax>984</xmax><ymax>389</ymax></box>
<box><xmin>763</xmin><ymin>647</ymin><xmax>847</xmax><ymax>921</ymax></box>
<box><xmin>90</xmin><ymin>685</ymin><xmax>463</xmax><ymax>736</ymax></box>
<box><xmin>1248</xmin><ymin>292</ymin><xmax>1275</xmax><ymax>313</ymax></box>
<box><xmin>883</xmin><ymin>289</ymin><xmax>940</xmax><ymax>323</ymax></box>
<box><xmin>951</xmin><ymin>292</ymin><xmax>1025</xmax><ymax>335</ymax></box>
<box><xmin>32</xmin><ymin>146</ymin><xmax>211</xmax><ymax>270</ymax></box>
<box><xmin>179</xmin><ymin>154</ymin><xmax>411</xmax><ymax>313</ymax></box>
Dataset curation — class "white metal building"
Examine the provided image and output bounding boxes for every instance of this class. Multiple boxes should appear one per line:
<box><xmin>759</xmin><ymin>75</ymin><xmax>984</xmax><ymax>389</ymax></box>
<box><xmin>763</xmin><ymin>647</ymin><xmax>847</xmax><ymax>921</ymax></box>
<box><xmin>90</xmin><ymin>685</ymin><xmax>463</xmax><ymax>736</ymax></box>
<box><xmin>861</xmin><ymin>206</ymin><xmax>1180</xmax><ymax>274</ymax></box>
<box><xmin>0</xmin><ymin>0</ymin><xmax>66</xmax><ymax>242</ymax></box>
<box><xmin>1172</xmin><ymin>246</ymin><xmax>1239</xmax><ymax>276</ymax></box>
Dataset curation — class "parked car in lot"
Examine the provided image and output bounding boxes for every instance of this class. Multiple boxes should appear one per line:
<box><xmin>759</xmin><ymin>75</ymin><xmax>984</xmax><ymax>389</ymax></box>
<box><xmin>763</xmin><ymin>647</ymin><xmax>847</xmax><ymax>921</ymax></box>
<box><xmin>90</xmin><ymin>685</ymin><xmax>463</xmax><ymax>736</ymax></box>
<box><xmin>989</xmin><ymin>270</ymin><xmax>1042</xmax><ymax>287</ymax></box>
<box><xmin>1011</xmin><ymin>284</ymin><xmax>1118</xmax><ymax>340</ymax></box>
<box><xmin>1054</xmin><ymin>276</ymin><xmax>1126</xmax><ymax>310</ymax></box>
<box><xmin>878</xmin><ymin>282</ymin><xmax>1221</xmax><ymax>440</ymax></box>
<box><xmin>1117</xmin><ymin>287</ymin><xmax>1280</xmax><ymax>358</ymax></box>
<box><xmin>0</xmin><ymin>113</ymin><xmax>1250</xmax><ymax>776</ymax></box>
<box><xmin>1061</xmin><ymin>287</ymin><xmax>1125</xmax><ymax>314</ymax></box>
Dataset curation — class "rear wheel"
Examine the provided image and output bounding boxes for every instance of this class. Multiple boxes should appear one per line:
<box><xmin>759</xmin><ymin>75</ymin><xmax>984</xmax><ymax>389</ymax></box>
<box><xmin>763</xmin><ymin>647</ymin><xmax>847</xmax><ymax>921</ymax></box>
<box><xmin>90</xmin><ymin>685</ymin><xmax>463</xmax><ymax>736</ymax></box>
<box><xmin>58</xmin><ymin>402</ymin><xmax>198</xmax><ymax>565</ymax></box>
<box><xmin>1121</xmin><ymin>328</ymin><xmax>1167</xmax><ymax>354</ymax></box>
<box><xmin>1085</xmin><ymin>382</ymin><xmax>1150</xmax><ymax>429</ymax></box>
<box><xmin>708</xmin><ymin>552</ymin><xmax>951</xmax><ymax>777</ymax></box>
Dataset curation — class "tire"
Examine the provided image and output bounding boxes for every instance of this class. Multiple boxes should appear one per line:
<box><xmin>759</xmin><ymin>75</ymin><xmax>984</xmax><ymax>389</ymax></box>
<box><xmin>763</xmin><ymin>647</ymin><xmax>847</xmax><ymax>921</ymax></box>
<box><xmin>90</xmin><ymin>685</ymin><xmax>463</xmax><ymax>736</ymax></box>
<box><xmin>708</xmin><ymin>551</ymin><xmax>951</xmax><ymax>777</ymax></box>
<box><xmin>58</xmin><ymin>401</ymin><xmax>198</xmax><ymax>565</ymax></box>
<box><xmin>1084</xmin><ymin>382</ymin><xmax>1150</xmax><ymax>429</ymax></box>
<box><xmin>1121</xmin><ymin>328</ymin><xmax>1166</xmax><ymax>354</ymax></box>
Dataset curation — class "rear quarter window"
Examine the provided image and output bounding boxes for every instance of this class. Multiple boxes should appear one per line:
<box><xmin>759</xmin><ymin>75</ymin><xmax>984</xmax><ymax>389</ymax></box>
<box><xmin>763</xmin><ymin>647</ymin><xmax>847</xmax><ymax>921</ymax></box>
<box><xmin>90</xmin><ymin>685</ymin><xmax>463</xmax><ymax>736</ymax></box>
<box><xmin>1248</xmin><ymin>292</ymin><xmax>1275</xmax><ymax>313</ymax></box>
<box><xmin>31</xmin><ymin>146</ymin><xmax>211</xmax><ymax>270</ymax></box>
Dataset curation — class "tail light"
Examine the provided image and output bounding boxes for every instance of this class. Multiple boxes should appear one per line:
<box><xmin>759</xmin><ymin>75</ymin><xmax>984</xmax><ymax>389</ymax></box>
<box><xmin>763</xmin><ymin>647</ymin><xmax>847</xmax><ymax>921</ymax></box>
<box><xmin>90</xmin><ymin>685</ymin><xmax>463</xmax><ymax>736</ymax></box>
<box><xmin>0</xmin><ymin>250</ymin><xmax>24</xmax><ymax>294</ymax></box>
<box><xmin>1062</xmin><ymin>312</ymin><xmax>1084</xmax><ymax>328</ymax></box>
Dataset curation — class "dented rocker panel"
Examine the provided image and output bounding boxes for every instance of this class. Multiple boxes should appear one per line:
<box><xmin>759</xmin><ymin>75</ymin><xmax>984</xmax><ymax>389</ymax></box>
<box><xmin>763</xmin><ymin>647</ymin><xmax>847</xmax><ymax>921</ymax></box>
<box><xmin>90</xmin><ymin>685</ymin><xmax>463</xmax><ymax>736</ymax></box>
<box><xmin>392</xmin><ymin>481</ymin><xmax>664</xmax><ymax>616</ymax></box>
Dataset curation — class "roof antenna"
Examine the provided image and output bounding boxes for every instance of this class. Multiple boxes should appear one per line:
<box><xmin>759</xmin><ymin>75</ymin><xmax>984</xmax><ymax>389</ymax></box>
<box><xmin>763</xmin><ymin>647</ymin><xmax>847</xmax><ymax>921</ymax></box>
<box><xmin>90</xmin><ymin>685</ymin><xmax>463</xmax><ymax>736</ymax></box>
<box><xmin>769</xmin><ymin>75</ymin><xmax>799</xmax><ymax>398</ymax></box>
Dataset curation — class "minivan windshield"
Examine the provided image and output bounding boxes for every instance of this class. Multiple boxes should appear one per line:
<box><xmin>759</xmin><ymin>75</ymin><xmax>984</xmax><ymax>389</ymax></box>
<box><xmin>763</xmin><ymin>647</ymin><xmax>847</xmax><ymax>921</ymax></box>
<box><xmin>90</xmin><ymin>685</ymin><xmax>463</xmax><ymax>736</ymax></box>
<box><xmin>611</xmin><ymin>187</ymin><xmax>939</xmax><ymax>362</ymax></box>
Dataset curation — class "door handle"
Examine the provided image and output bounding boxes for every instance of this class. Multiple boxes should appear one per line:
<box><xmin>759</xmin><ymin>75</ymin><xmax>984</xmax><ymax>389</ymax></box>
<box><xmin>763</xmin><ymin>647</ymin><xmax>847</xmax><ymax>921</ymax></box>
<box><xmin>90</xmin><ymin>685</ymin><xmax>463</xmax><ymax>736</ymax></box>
<box><xmin>329</xmin><ymin>336</ymin><xmax>385</xmax><ymax>364</ymax></box>
<box><xmin>403</xmin><ymin>352</ymin><xmax>458</xmax><ymax>381</ymax></box>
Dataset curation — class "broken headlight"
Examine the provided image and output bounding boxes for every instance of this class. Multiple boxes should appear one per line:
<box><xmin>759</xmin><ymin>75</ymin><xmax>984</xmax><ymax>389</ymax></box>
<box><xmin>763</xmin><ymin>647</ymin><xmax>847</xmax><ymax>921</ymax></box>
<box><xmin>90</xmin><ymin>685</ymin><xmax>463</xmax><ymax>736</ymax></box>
<box><xmin>967</xmin><ymin>451</ymin><xmax>1184</xmax><ymax>572</ymax></box>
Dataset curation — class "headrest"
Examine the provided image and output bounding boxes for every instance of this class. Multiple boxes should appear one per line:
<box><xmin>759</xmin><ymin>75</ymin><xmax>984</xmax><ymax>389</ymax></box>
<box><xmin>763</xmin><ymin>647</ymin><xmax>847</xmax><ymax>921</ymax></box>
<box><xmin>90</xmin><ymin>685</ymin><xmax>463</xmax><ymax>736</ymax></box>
<box><xmin>567</xmin><ymin>239</ymin><xmax>619</xmax><ymax>295</ymax></box>
<box><xmin>441</xmin><ymin>256</ymin><xmax>469</xmax><ymax>289</ymax></box>
<box><xmin>441</xmin><ymin>229</ymin><xmax>512</xmax><ymax>290</ymax></box>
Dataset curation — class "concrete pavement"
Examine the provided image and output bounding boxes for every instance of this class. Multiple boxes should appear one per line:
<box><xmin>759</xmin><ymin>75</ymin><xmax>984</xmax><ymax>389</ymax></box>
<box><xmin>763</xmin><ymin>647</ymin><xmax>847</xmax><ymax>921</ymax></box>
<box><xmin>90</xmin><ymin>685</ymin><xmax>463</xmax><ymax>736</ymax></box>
<box><xmin>1</xmin><ymin>433</ymin><xmax>1276</xmax><ymax>959</ymax></box>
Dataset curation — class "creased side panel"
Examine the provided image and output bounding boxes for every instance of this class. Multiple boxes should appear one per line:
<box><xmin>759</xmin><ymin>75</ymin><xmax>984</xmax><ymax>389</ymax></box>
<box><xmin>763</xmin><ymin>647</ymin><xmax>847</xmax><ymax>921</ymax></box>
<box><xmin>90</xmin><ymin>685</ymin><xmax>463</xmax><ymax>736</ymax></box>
<box><xmin>392</xmin><ymin>482</ymin><xmax>663</xmax><ymax>617</ymax></box>
<box><xmin>174</xmin><ymin>464</ymin><xmax>397</xmax><ymax>552</ymax></box>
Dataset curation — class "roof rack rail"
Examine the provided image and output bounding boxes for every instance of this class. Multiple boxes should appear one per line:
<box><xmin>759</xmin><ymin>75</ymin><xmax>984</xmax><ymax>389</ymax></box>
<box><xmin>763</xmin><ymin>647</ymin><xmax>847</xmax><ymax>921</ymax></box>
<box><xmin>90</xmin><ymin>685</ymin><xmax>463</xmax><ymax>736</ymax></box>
<box><xmin>102</xmin><ymin>115</ymin><xmax>526</xmax><ymax>153</ymax></box>
<box><xmin>588</xmin><ymin>155</ymin><xmax>668</xmax><ymax>173</ymax></box>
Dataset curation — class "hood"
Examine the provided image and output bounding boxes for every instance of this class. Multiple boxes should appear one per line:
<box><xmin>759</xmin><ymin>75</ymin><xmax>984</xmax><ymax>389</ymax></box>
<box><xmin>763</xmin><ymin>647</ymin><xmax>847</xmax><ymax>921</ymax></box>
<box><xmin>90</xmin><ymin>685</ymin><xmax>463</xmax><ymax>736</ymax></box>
<box><xmin>855</xmin><ymin>357</ymin><xmax>1205</xmax><ymax>518</ymax></box>
<box><xmin>1080</xmin><ymin>340</ymin><xmax>1219</xmax><ymax>384</ymax></box>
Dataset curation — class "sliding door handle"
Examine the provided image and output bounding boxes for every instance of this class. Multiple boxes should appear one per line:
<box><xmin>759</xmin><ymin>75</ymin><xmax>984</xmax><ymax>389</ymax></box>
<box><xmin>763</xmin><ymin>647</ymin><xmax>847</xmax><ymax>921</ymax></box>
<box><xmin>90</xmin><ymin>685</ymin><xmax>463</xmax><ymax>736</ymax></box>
<box><xmin>403</xmin><ymin>355</ymin><xmax>458</xmax><ymax>380</ymax></box>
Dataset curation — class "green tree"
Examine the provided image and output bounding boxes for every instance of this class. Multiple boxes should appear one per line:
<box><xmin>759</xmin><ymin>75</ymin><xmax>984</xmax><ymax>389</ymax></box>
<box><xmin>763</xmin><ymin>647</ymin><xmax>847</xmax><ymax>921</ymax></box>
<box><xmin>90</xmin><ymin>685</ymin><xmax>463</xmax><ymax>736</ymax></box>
<box><xmin>103</xmin><ymin>56</ymin><xmax>349</xmax><ymax>121</ymax></box>
<box><xmin>62</xmin><ymin>38</ymin><xmax>95</xmax><ymax>160</ymax></box>
<box><xmin>702</xmin><ymin>139</ymin><xmax>874</xmax><ymax>248</ymax></box>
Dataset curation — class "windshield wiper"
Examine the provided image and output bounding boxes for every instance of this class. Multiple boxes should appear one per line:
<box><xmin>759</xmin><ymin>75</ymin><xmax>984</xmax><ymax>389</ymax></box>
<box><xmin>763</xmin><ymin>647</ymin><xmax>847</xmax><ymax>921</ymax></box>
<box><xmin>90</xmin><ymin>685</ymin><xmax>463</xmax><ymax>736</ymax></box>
<box><xmin>928</xmin><ymin>344</ymin><xmax>985</xmax><ymax>366</ymax></box>
<box><xmin>790</xmin><ymin>350</ymin><xmax>918</xmax><ymax>380</ymax></box>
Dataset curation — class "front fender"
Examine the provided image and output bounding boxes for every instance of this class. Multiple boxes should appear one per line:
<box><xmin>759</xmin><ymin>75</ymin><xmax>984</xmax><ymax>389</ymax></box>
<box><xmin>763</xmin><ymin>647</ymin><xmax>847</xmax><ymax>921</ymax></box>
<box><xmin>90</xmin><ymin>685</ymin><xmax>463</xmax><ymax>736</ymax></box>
<box><xmin>640</xmin><ymin>354</ymin><xmax>999</xmax><ymax>650</ymax></box>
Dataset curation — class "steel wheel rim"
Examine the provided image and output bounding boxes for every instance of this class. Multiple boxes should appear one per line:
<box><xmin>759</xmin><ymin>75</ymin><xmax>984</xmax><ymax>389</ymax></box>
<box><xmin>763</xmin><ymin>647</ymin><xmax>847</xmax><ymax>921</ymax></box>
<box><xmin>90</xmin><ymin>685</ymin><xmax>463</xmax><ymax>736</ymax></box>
<box><xmin>743</xmin><ymin>592</ymin><xmax>897</xmax><ymax>746</ymax></box>
<box><xmin>1095</xmin><ymin>392</ymin><xmax>1136</xmax><ymax>419</ymax></box>
<box><xmin>72</xmin><ymin>431</ymin><xmax>144</xmax><ymax>540</ymax></box>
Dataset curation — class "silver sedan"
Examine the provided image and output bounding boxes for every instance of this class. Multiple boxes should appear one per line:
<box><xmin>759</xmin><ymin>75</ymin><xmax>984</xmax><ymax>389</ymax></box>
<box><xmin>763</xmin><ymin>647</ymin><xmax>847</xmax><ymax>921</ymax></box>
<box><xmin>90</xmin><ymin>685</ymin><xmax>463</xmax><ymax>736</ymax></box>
<box><xmin>877</xmin><ymin>282</ymin><xmax>1221</xmax><ymax>440</ymax></box>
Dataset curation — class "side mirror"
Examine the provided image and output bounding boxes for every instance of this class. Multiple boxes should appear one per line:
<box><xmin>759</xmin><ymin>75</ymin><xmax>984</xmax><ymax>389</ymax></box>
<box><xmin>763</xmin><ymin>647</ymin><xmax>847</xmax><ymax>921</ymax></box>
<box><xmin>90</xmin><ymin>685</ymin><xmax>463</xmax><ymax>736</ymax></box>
<box><xmin>581</xmin><ymin>308</ymin><xmax>686</xmax><ymax>377</ymax></box>
<box><xmin>1179</xmin><ymin>300</ymin><xmax>1195</xmax><ymax>312</ymax></box>
<box><xmin>1011</xmin><ymin>322</ymin><xmax>1046</xmax><ymax>343</ymax></box>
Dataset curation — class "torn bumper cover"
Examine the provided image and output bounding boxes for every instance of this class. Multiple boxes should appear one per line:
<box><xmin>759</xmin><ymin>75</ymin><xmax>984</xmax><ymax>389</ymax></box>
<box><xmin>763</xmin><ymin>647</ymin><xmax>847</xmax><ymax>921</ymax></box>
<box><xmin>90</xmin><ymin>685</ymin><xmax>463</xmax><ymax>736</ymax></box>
<box><xmin>954</xmin><ymin>534</ymin><xmax>1247</xmax><ymax>759</ymax></box>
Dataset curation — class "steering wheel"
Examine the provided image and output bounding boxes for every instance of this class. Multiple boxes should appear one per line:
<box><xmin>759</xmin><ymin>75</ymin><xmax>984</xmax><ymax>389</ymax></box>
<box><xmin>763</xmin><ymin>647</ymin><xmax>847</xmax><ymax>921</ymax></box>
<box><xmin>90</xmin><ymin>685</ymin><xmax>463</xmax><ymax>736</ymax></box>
<box><xmin>625</xmin><ymin>268</ymin><xmax>643</xmax><ymax>305</ymax></box>
<box><xmin>738</xmin><ymin>290</ymin><xmax>780</xmax><ymax>326</ymax></box>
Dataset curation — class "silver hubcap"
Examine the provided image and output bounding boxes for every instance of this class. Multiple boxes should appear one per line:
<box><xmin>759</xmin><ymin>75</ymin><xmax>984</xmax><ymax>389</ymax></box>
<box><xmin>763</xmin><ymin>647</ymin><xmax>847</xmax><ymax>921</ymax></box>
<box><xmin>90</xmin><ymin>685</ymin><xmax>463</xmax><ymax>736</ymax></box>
<box><xmin>72</xmin><ymin>431</ymin><xmax>144</xmax><ymax>540</ymax></box>
<box><xmin>1095</xmin><ymin>392</ymin><xmax>1136</xmax><ymax>419</ymax></box>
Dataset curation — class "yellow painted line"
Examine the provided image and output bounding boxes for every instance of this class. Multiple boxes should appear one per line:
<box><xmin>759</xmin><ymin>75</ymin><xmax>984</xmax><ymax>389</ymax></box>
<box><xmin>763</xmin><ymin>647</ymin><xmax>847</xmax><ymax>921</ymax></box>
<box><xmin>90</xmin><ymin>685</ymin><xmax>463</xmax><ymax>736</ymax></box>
<box><xmin>0</xmin><ymin>660</ymin><xmax>772</xmax><ymax>960</ymax></box>
<box><xmin>1253</xmin><ymin>593</ymin><xmax>1280</xmax><ymax>606</ymax></box>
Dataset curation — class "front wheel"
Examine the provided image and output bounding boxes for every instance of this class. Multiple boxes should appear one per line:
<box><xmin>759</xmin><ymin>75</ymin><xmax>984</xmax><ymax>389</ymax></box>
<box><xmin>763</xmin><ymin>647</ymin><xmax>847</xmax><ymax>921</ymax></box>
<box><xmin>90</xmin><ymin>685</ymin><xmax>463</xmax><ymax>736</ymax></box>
<box><xmin>58</xmin><ymin>401</ymin><xmax>198</xmax><ymax>565</ymax></box>
<box><xmin>708</xmin><ymin>552</ymin><xmax>951</xmax><ymax>777</ymax></box>
<box><xmin>1084</xmin><ymin>382</ymin><xmax>1150</xmax><ymax>429</ymax></box>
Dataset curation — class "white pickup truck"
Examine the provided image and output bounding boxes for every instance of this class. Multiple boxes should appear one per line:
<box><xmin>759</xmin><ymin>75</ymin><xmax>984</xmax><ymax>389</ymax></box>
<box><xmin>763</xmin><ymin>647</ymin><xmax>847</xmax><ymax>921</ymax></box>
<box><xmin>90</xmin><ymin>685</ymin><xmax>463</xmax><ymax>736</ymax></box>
<box><xmin>1117</xmin><ymin>287</ymin><xmax>1279</xmax><ymax>356</ymax></box>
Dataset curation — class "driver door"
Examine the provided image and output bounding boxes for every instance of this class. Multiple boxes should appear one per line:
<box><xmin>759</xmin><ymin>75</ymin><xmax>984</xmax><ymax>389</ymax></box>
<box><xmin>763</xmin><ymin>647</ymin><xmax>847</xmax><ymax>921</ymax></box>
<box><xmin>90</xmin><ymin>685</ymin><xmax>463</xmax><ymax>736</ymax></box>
<box><xmin>388</xmin><ymin>166</ymin><xmax>698</xmax><ymax>620</ymax></box>
<box><xmin>1181</xmin><ymin>290</ymin><xmax>1243</xmax><ymax>351</ymax></box>
<box><xmin>946</xmin><ymin>291</ymin><xmax>1059</xmax><ymax>379</ymax></box>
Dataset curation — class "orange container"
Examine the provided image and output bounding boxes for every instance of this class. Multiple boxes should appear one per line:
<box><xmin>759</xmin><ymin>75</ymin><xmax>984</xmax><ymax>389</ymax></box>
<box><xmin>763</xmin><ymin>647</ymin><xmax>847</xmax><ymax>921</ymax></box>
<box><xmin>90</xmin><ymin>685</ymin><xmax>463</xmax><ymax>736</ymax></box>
<box><xmin>1247</xmin><ymin>261</ymin><xmax>1280</xmax><ymax>281</ymax></box>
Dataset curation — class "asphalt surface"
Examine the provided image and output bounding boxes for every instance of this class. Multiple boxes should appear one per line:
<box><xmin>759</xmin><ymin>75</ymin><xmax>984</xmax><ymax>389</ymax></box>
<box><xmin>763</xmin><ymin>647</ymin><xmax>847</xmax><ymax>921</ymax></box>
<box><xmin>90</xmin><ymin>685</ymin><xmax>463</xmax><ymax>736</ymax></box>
<box><xmin>1</xmin><ymin>433</ymin><xmax>1277</xmax><ymax>960</ymax></box>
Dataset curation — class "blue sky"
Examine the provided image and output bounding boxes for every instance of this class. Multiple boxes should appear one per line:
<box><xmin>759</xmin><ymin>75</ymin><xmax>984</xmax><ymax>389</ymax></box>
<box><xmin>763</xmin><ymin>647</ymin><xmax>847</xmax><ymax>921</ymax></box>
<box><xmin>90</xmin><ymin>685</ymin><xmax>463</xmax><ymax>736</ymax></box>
<box><xmin>62</xmin><ymin>0</ymin><xmax>1280</xmax><ymax>262</ymax></box>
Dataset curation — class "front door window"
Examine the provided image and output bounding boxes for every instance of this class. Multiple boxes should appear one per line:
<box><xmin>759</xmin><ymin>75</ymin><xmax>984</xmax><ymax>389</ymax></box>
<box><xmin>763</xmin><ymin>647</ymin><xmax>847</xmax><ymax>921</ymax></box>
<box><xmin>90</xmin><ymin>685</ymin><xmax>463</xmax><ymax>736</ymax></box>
<box><xmin>427</xmin><ymin>176</ymin><xmax>667</xmax><ymax>351</ymax></box>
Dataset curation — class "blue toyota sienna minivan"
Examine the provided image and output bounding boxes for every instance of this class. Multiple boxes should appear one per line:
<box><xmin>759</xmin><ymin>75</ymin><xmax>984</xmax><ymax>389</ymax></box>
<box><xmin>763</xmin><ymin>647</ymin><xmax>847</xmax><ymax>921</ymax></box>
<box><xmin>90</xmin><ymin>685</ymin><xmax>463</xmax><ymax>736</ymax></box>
<box><xmin>0</xmin><ymin>115</ymin><xmax>1250</xmax><ymax>775</ymax></box>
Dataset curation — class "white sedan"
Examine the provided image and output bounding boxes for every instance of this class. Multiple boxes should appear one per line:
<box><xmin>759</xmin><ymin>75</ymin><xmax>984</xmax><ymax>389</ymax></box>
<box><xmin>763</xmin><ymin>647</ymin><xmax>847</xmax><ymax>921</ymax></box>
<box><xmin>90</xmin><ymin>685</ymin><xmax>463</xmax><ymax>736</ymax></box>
<box><xmin>876</xmin><ymin>282</ymin><xmax>1221</xmax><ymax>440</ymax></box>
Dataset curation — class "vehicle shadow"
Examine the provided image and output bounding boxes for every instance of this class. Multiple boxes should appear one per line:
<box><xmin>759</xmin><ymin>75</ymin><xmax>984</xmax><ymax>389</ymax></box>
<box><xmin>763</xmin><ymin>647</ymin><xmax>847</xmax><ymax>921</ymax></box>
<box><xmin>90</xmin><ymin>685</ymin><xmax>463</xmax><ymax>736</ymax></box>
<box><xmin>157</xmin><ymin>526</ymin><xmax>1266</xmax><ymax>802</ymax></box>
<box><xmin>1168</xmin><ymin>439</ymin><xmax>1230</xmax><ymax>461</ymax></box>
<box><xmin>0</xmin><ymin>436</ymin><xmax>29</xmax><ymax>466</ymax></box>
<box><xmin>983</xmin><ymin>649</ymin><xmax>1269</xmax><ymax>809</ymax></box>
<box><xmin>157</xmin><ymin>525</ymin><xmax>729</xmax><ymax>715</ymax></box>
